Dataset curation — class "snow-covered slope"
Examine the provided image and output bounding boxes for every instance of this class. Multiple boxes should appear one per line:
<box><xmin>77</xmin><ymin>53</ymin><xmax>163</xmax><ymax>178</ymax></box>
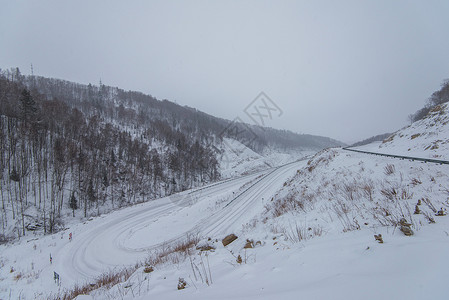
<box><xmin>219</xmin><ymin>138</ymin><xmax>314</xmax><ymax>178</ymax></box>
<box><xmin>354</xmin><ymin>103</ymin><xmax>449</xmax><ymax>159</ymax></box>
<box><xmin>123</xmin><ymin>218</ymin><xmax>449</xmax><ymax>300</ymax></box>
<box><xmin>97</xmin><ymin>149</ymin><xmax>449</xmax><ymax>299</ymax></box>
<box><xmin>265</xmin><ymin>148</ymin><xmax>448</xmax><ymax>235</ymax></box>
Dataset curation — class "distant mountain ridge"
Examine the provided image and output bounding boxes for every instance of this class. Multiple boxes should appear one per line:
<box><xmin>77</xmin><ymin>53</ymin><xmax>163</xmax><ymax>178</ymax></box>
<box><xmin>14</xmin><ymin>72</ymin><xmax>344</xmax><ymax>153</ymax></box>
<box><xmin>351</xmin><ymin>133</ymin><xmax>392</xmax><ymax>147</ymax></box>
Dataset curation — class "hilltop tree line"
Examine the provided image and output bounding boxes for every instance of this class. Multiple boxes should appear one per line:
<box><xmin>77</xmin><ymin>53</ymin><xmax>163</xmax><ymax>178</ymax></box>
<box><xmin>4</xmin><ymin>68</ymin><xmax>342</xmax><ymax>152</ymax></box>
<box><xmin>410</xmin><ymin>79</ymin><xmax>449</xmax><ymax>122</ymax></box>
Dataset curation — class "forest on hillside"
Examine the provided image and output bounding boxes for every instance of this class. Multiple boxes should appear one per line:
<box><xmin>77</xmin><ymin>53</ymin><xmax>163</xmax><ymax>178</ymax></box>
<box><xmin>0</xmin><ymin>68</ymin><xmax>221</xmax><ymax>241</ymax></box>
<box><xmin>0</xmin><ymin>67</ymin><xmax>342</xmax><ymax>242</ymax></box>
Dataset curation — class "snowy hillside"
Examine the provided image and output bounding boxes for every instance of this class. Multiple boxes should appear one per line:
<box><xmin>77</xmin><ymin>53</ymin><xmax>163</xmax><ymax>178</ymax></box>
<box><xmin>0</xmin><ymin>71</ymin><xmax>341</xmax><ymax>244</ymax></box>
<box><xmin>354</xmin><ymin>103</ymin><xmax>449</xmax><ymax>160</ymax></box>
<box><xmin>219</xmin><ymin>138</ymin><xmax>314</xmax><ymax>178</ymax></box>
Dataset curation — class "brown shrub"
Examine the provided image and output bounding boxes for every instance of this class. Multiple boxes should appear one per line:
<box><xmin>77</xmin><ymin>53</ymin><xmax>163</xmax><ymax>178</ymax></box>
<box><xmin>143</xmin><ymin>266</ymin><xmax>154</xmax><ymax>273</ymax></box>
<box><xmin>51</xmin><ymin>267</ymin><xmax>138</xmax><ymax>300</ymax></box>
<box><xmin>14</xmin><ymin>272</ymin><xmax>22</xmax><ymax>281</ymax></box>
<box><xmin>177</xmin><ymin>277</ymin><xmax>187</xmax><ymax>290</ymax></box>
<box><xmin>243</xmin><ymin>239</ymin><xmax>254</xmax><ymax>249</ymax></box>
<box><xmin>196</xmin><ymin>244</ymin><xmax>215</xmax><ymax>251</ymax></box>
<box><xmin>374</xmin><ymin>234</ymin><xmax>383</xmax><ymax>243</ymax></box>
<box><xmin>236</xmin><ymin>255</ymin><xmax>243</xmax><ymax>264</ymax></box>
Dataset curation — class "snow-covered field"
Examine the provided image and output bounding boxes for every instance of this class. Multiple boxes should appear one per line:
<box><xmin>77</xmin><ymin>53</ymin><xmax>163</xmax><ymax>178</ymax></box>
<box><xmin>2</xmin><ymin>144</ymin><xmax>448</xmax><ymax>300</ymax></box>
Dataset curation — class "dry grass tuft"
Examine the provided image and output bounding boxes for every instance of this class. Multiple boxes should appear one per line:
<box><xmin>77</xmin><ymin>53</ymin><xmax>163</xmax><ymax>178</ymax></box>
<box><xmin>410</xmin><ymin>178</ymin><xmax>422</xmax><ymax>186</ymax></box>
<box><xmin>362</xmin><ymin>181</ymin><xmax>375</xmax><ymax>201</ymax></box>
<box><xmin>146</xmin><ymin>234</ymin><xmax>200</xmax><ymax>267</ymax></box>
<box><xmin>283</xmin><ymin>222</ymin><xmax>323</xmax><ymax>243</ymax></box>
<box><xmin>269</xmin><ymin>190</ymin><xmax>308</xmax><ymax>218</ymax></box>
<box><xmin>381</xmin><ymin>187</ymin><xmax>397</xmax><ymax>201</ymax></box>
<box><xmin>172</xmin><ymin>235</ymin><xmax>200</xmax><ymax>254</ymax></box>
<box><xmin>384</xmin><ymin>164</ymin><xmax>395</xmax><ymax>175</ymax></box>
<box><xmin>50</xmin><ymin>266</ymin><xmax>138</xmax><ymax>300</ymax></box>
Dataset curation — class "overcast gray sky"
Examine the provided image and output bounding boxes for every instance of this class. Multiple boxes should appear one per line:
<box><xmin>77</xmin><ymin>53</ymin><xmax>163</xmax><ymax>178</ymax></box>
<box><xmin>1</xmin><ymin>0</ymin><xmax>449</xmax><ymax>143</ymax></box>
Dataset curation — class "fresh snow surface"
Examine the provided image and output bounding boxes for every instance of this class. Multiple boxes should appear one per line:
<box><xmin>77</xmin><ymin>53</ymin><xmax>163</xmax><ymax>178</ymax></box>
<box><xmin>2</xmin><ymin>147</ymin><xmax>448</xmax><ymax>300</ymax></box>
<box><xmin>126</xmin><ymin>220</ymin><xmax>449</xmax><ymax>300</ymax></box>
<box><xmin>353</xmin><ymin>103</ymin><xmax>449</xmax><ymax>160</ymax></box>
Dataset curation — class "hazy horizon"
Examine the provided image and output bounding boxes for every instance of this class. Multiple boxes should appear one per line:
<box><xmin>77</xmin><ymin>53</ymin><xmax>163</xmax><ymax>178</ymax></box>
<box><xmin>2</xmin><ymin>0</ymin><xmax>449</xmax><ymax>144</ymax></box>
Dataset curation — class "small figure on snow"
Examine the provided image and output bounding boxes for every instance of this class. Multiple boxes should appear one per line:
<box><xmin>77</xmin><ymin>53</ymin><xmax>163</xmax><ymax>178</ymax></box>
<box><xmin>69</xmin><ymin>232</ymin><xmax>72</xmax><ymax>242</ymax></box>
<box><xmin>54</xmin><ymin>271</ymin><xmax>60</xmax><ymax>285</ymax></box>
<box><xmin>50</xmin><ymin>254</ymin><xmax>52</xmax><ymax>264</ymax></box>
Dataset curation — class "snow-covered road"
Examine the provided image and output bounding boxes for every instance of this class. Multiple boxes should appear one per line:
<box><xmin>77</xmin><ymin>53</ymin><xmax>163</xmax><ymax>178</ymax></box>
<box><xmin>51</xmin><ymin>159</ymin><xmax>306</xmax><ymax>288</ymax></box>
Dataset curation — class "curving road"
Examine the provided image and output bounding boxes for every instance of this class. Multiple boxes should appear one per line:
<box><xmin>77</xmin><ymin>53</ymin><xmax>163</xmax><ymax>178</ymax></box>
<box><xmin>53</xmin><ymin>159</ymin><xmax>307</xmax><ymax>287</ymax></box>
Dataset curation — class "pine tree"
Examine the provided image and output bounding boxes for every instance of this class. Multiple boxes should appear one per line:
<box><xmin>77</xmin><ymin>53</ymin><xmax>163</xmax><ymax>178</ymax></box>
<box><xmin>102</xmin><ymin>169</ymin><xmax>109</xmax><ymax>187</ymax></box>
<box><xmin>69</xmin><ymin>192</ymin><xmax>77</xmax><ymax>217</ymax></box>
<box><xmin>19</xmin><ymin>89</ymin><xmax>37</xmax><ymax>122</ymax></box>
<box><xmin>87</xmin><ymin>179</ymin><xmax>96</xmax><ymax>203</ymax></box>
<box><xmin>10</xmin><ymin>167</ymin><xmax>20</xmax><ymax>182</ymax></box>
